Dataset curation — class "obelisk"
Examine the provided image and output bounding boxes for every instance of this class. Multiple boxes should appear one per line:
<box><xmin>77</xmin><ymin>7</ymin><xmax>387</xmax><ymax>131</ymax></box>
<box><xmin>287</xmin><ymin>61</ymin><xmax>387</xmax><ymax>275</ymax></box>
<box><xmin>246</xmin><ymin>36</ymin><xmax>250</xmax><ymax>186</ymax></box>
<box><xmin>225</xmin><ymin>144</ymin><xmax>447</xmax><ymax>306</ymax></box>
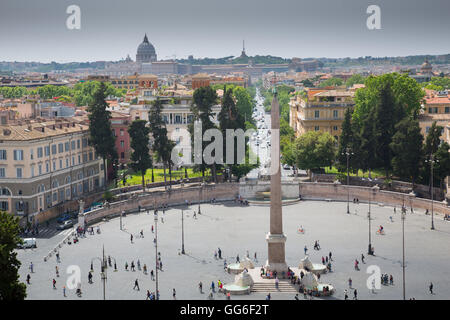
<box><xmin>265</xmin><ymin>87</ymin><xmax>288</xmax><ymax>277</ymax></box>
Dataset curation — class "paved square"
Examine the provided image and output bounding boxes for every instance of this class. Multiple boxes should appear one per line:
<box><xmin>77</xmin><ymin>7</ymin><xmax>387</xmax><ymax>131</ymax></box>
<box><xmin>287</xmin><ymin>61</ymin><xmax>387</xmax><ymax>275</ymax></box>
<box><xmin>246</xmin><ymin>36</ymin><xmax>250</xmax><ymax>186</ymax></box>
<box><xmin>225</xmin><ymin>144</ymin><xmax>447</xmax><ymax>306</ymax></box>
<box><xmin>17</xmin><ymin>200</ymin><xmax>450</xmax><ymax>300</ymax></box>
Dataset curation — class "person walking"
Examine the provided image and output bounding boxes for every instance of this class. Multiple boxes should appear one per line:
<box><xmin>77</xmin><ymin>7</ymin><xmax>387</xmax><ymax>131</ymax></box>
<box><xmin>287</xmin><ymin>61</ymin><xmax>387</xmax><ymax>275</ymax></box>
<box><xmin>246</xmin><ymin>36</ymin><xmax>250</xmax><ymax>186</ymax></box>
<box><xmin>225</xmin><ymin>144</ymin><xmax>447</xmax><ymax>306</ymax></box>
<box><xmin>173</xmin><ymin>288</ymin><xmax>176</xmax><ymax>300</ymax></box>
<box><xmin>218</xmin><ymin>248</ymin><xmax>222</xmax><ymax>259</ymax></box>
<box><xmin>429</xmin><ymin>282</ymin><xmax>433</xmax><ymax>294</ymax></box>
<box><xmin>131</xmin><ymin>261</ymin><xmax>135</xmax><ymax>271</ymax></box>
<box><xmin>88</xmin><ymin>271</ymin><xmax>93</xmax><ymax>284</ymax></box>
<box><xmin>55</xmin><ymin>266</ymin><xmax>59</xmax><ymax>277</ymax></box>
<box><xmin>236</xmin><ymin>254</ymin><xmax>240</xmax><ymax>263</ymax></box>
<box><xmin>26</xmin><ymin>274</ymin><xmax>31</xmax><ymax>284</ymax></box>
<box><xmin>344</xmin><ymin>289</ymin><xmax>348</xmax><ymax>300</ymax></box>
<box><xmin>353</xmin><ymin>289</ymin><xmax>358</xmax><ymax>300</ymax></box>
<box><xmin>361</xmin><ymin>254</ymin><xmax>365</xmax><ymax>264</ymax></box>
<box><xmin>133</xmin><ymin>279</ymin><xmax>140</xmax><ymax>291</ymax></box>
<box><xmin>266</xmin><ymin>293</ymin><xmax>271</xmax><ymax>300</ymax></box>
<box><xmin>63</xmin><ymin>286</ymin><xmax>66</xmax><ymax>297</ymax></box>
<box><xmin>304</xmin><ymin>246</ymin><xmax>308</xmax><ymax>255</ymax></box>
<box><xmin>254</xmin><ymin>252</ymin><xmax>257</xmax><ymax>261</ymax></box>
<box><xmin>56</xmin><ymin>252</ymin><xmax>60</xmax><ymax>263</ymax></box>
<box><xmin>211</xmin><ymin>281</ymin><xmax>215</xmax><ymax>292</ymax></box>
<box><xmin>52</xmin><ymin>278</ymin><xmax>56</xmax><ymax>289</ymax></box>
<box><xmin>275</xmin><ymin>277</ymin><xmax>279</xmax><ymax>289</ymax></box>
<box><xmin>150</xmin><ymin>269</ymin><xmax>154</xmax><ymax>280</ymax></box>
<box><xmin>159</xmin><ymin>261</ymin><xmax>163</xmax><ymax>270</ymax></box>
<box><xmin>329</xmin><ymin>251</ymin><xmax>333</xmax><ymax>261</ymax></box>
<box><xmin>348</xmin><ymin>278</ymin><xmax>352</xmax><ymax>288</ymax></box>
<box><xmin>146</xmin><ymin>290</ymin><xmax>151</xmax><ymax>300</ymax></box>
<box><xmin>125</xmin><ymin>262</ymin><xmax>129</xmax><ymax>271</ymax></box>
<box><xmin>130</xmin><ymin>234</ymin><xmax>134</xmax><ymax>243</ymax></box>
<box><xmin>30</xmin><ymin>262</ymin><xmax>34</xmax><ymax>273</ymax></box>
<box><xmin>140</xmin><ymin>230</ymin><xmax>144</xmax><ymax>238</ymax></box>
<box><xmin>199</xmin><ymin>281</ymin><xmax>203</xmax><ymax>293</ymax></box>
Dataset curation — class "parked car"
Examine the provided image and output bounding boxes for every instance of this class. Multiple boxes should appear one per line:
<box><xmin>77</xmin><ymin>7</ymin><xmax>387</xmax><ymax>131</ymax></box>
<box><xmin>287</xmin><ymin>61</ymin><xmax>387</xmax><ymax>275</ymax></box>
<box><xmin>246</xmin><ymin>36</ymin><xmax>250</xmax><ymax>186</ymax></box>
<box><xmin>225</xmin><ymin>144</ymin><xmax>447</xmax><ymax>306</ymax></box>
<box><xmin>57</xmin><ymin>220</ymin><xmax>73</xmax><ymax>230</ymax></box>
<box><xmin>56</xmin><ymin>213</ymin><xmax>72</xmax><ymax>224</ymax></box>
<box><xmin>18</xmin><ymin>238</ymin><xmax>37</xmax><ymax>249</ymax></box>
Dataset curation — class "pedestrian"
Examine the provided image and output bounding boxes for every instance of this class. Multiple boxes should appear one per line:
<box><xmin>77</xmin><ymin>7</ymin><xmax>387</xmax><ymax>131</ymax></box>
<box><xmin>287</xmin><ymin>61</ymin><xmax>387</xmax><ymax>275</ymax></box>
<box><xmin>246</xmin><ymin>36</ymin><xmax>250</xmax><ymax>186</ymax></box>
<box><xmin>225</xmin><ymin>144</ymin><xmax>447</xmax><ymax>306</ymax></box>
<box><xmin>125</xmin><ymin>262</ymin><xmax>129</xmax><ymax>271</ymax></box>
<box><xmin>389</xmin><ymin>275</ymin><xmax>394</xmax><ymax>285</ymax></box>
<box><xmin>26</xmin><ymin>274</ymin><xmax>30</xmax><ymax>284</ymax></box>
<box><xmin>88</xmin><ymin>271</ymin><xmax>93</xmax><ymax>283</ymax></box>
<box><xmin>218</xmin><ymin>248</ymin><xmax>222</xmax><ymax>259</ymax></box>
<box><xmin>146</xmin><ymin>290</ymin><xmax>151</xmax><ymax>300</ymax></box>
<box><xmin>325</xmin><ymin>256</ymin><xmax>328</xmax><ymax>263</ymax></box>
<box><xmin>275</xmin><ymin>277</ymin><xmax>279</xmax><ymax>289</ymax></box>
<box><xmin>52</xmin><ymin>278</ymin><xmax>56</xmax><ymax>289</ymax></box>
<box><xmin>63</xmin><ymin>286</ymin><xmax>66</xmax><ymax>297</ymax></box>
<box><xmin>211</xmin><ymin>281</ymin><xmax>215</xmax><ymax>292</ymax></box>
<box><xmin>348</xmin><ymin>278</ymin><xmax>352</xmax><ymax>288</ymax></box>
<box><xmin>254</xmin><ymin>252</ymin><xmax>257</xmax><ymax>261</ymax></box>
<box><xmin>236</xmin><ymin>254</ymin><xmax>240</xmax><ymax>263</ymax></box>
<box><xmin>214</xmin><ymin>251</ymin><xmax>217</xmax><ymax>260</ymax></box>
<box><xmin>266</xmin><ymin>293</ymin><xmax>271</xmax><ymax>300</ymax></box>
<box><xmin>199</xmin><ymin>281</ymin><xmax>203</xmax><ymax>293</ymax></box>
<box><xmin>134</xmin><ymin>279</ymin><xmax>140</xmax><ymax>291</ymax></box>
<box><xmin>322</xmin><ymin>256</ymin><xmax>325</xmax><ymax>264</ymax></box>
<box><xmin>329</xmin><ymin>251</ymin><xmax>333</xmax><ymax>261</ymax></box>
<box><xmin>55</xmin><ymin>266</ymin><xmax>59</xmax><ymax>277</ymax></box>
<box><xmin>295</xmin><ymin>294</ymin><xmax>299</xmax><ymax>300</ymax></box>
<box><xmin>151</xmin><ymin>225</ymin><xmax>154</xmax><ymax>233</ymax></box>
<box><xmin>140</xmin><ymin>230</ymin><xmax>144</xmax><ymax>238</ymax></box>
<box><xmin>304</xmin><ymin>246</ymin><xmax>308</xmax><ymax>255</ymax></box>
<box><xmin>56</xmin><ymin>252</ymin><xmax>60</xmax><ymax>263</ymax></box>
<box><xmin>173</xmin><ymin>288</ymin><xmax>176</xmax><ymax>299</ymax></box>
<box><xmin>131</xmin><ymin>261</ymin><xmax>135</xmax><ymax>271</ymax></box>
<box><xmin>429</xmin><ymin>282</ymin><xmax>433</xmax><ymax>294</ymax></box>
<box><xmin>30</xmin><ymin>262</ymin><xmax>34</xmax><ymax>273</ymax></box>
<box><xmin>159</xmin><ymin>261</ymin><xmax>163</xmax><ymax>270</ymax></box>
<box><xmin>150</xmin><ymin>269</ymin><xmax>154</xmax><ymax>280</ymax></box>
<box><xmin>344</xmin><ymin>289</ymin><xmax>348</xmax><ymax>300</ymax></box>
<box><xmin>353</xmin><ymin>289</ymin><xmax>357</xmax><ymax>300</ymax></box>
<box><xmin>361</xmin><ymin>254</ymin><xmax>365</xmax><ymax>264</ymax></box>
<box><xmin>137</xmin><ymin>259</ymin><xmax>141</xmax><ymax>270</ymax></box>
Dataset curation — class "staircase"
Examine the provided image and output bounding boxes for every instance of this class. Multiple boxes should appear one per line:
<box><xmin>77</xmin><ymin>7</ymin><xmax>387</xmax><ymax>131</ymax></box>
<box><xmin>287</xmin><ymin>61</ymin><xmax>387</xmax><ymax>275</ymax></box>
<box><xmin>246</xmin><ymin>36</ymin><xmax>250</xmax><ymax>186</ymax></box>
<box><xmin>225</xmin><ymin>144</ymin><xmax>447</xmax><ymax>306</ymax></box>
<box><xmin>251</xmin><ymin>281</ymin><xmax>298</xmax><ymax>293</ymax></box>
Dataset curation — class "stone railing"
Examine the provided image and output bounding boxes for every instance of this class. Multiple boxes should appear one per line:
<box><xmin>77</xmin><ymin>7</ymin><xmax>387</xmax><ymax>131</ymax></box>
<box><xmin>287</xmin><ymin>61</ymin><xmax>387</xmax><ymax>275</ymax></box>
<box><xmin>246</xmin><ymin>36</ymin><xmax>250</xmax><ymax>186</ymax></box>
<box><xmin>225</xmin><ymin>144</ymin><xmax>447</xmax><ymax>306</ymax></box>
<box><xmin>299</xmin><ymin>182</ymin><xmax>449</xmax><ymax>215</ymax></box>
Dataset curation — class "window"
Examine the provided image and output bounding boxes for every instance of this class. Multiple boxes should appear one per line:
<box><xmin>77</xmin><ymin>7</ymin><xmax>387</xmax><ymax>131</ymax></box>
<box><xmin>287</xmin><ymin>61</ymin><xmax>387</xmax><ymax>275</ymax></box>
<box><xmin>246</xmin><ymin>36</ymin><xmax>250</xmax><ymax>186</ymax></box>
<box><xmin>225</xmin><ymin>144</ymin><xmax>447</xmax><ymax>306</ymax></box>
<box><xmin>53</xmin><ymin>161</ymin><xmax>56</xmax><ymax>171</ymax></box>
<box><xmin>121</xmin><ymin>152</ymin><xmax>125</xmax><ymax>159</ymax></box>
<box><xmin>445</xmin><ymin>107</ymin><xmax>450</xmax><ymax>114</ymax></box>
<box><xmin>66</xmin><ymin>188</ymin><xmax>71</xmax><ymax>199</ymax></box>
<box><xmin>0</xmin><ymin>150</ymin><xmax>6</xmax><ymax>160</ymax></box>
<box><xmin>0</xmin><ymin>168</ymin><xmax>5</xmax><ymax>177</ymax></box>
<box><xmin>314</xmin><ymin>110</ymin><xmax>320</xmax><ymax>118</ymax></box>
<box><xmin>120</xmin><ymin>129</ymin><xmax>124</xmax><ymax>136</ymax></box>
<box><xmin>82</xmin><ymin>138</ymin><xmax>88</xmax><ymax>148</ymax></box>
<box><xmin>58</xmin><ymin>143</ymin><xmax>63</xmax><ymax>153</ymax></box>
<box><xmin>71</xmin><ymin>141</ymin><xmax>76</xmax><ymax>150</ymax></box>
<box><xmin>0</xmin><ymin>201</ymin><xmax>8</xmax><ymax>211</ymax></box>
<box><xmin>77</xmin><ymin>140</ymin><xmax>80</xmax><ymax>149</ymax></box>
<box><xmin>333</xmin><ymin>126</ymin><xmax>338</xmax><ymax>131</ymax></box>
<box><xmin>13</xmin><ymin>150</ymin><xmax>24</xmax><ymax>160</ymax></box>
<box><xmin>31</xmin><ymin>165</ymin><xmax>35</xmax><ymax>177</ymax></box>
<box><xmin>37</xmin><ymin>147</ymin><xmax>43</xmax><ymax>158</ymax></box>
<box><xmin>45</xmin><ymin>146</ymin><xmax>50</xmax><ymax>156</ymax></box>
<box><xmin>120</xmin><ymin>140</ymin><xmax>124</xmax><ymax>148</ymax></box>
<box><xmin>66</xmin><ymin>158</ymin><xmax>69</xmax><ymax>167</ymax></box>
<box><xmin>51</xmin><ymin>144</ymin><xmax>57</xmax><ymax>154</ymax></box>
<box><xmin>65</xmin><ymin>142</ymin><xmax>70</xmax><ymax>151</ymax></box>
<box><xmin>314</xmin><ymin>126</ymin><xmax>320</xmax><ymax>131</ymax></box>
<box><xmin>30</xmin><ymin>149</ymin><xmax>34</xmax><ymax>160</ymax></box>
<box><xmin>72</xmin><ymin>156</ymin><xmax>75</xmax><ymax>165</ymax></box>
<box><xmin>89</xmin><ymin>152</ymin><xmax>93</xmax><ymax>161</ymax></box>
<box><xmin>78</xmin><ymin>155</ymin><xmax>82</xmax><ymax>164</ymax></box>
<box><xmin>83</xmin><ymin>154</ymin><xmax>87</xmax><ymax>163</ymax></box>
<box><xmin>38</xmin><ymin>164</ymin><xmax>42</xmax><ymax>175</ymax></box>
<box><xmin>59</xmin><ymin>159</ymin><xmax>63</xmax><ymax>169</ymax></box>
<box><xmin>333</xmin><ymin>110</ymin><xmax>338</xmax><ymax>118</ymax></box>
<box><xmin>53</xmin><ymin>192</ymin><xmax>57</xmax><ymax>202</ymax></box>
<box><xmin>46</xmin><ymin>162</ymin><xmax>49</xmax><ymax>173</ymax></box>
<box><xmin>16</xmin><ymin>167</ymin><xmax>23</xmax><ymax>178</ymax></box>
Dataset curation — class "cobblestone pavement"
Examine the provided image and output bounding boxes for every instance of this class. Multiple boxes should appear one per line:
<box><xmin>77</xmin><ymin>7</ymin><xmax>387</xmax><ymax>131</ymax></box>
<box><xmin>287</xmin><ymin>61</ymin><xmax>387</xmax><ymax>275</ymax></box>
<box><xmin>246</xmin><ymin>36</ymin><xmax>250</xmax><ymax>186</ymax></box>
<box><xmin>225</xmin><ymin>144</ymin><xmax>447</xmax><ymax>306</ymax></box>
<box><xmin>17</xmin><ymin>200</ymin><xmax>450</xmax><ymax>300</ymax></box>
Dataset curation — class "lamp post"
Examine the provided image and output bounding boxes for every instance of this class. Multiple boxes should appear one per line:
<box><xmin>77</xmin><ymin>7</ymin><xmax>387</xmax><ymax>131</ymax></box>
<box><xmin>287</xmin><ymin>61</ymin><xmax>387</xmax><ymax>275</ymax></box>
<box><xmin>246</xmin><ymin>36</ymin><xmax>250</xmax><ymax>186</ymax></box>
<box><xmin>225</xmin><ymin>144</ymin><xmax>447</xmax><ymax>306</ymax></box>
<box><xmin>425</xmin><ymin>154</ymin><xmax>439</xmax><ymax>230</ymax></box>
<box><xmin>154</xmin><ymin>209</ymin><xmax>159</xmax><ymax>300</ymax></box>
<box><xmin>90</xmin><ymin>245</ymin><xmax>108</xmax><ymax>300</ymax></box>
<box><xmin>342</xmin><ymin>147</ymin><xmax>353</xmax><ymax>214</ymax></box>
<box><xmin>368</xmin><ymin>188</ymin><xmax>372</xmax><ymax>255</ymax></box>
<box><xmin>401</xmin><ymin>204</ymin><xmax>406</xmax><ymax>300</ymax></box>
<box><xmin>198</xmin><ymin>184</ymin><xmax>202</xmax><ymax>215</ymax></box>
<box><xmin>181</xmin><ymin>209</ymin><xmax>185</xmax><ymax>254</ymax></box>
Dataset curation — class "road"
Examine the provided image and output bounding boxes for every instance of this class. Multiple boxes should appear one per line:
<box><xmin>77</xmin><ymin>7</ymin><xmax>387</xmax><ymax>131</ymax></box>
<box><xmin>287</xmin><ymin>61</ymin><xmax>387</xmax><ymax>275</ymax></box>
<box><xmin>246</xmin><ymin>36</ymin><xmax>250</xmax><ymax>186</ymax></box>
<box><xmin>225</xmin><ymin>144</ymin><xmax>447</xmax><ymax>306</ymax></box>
<box><xmin>247</xmin><ymin>87</ymin><xmax>294</xmax><ymax>179</ymax></box>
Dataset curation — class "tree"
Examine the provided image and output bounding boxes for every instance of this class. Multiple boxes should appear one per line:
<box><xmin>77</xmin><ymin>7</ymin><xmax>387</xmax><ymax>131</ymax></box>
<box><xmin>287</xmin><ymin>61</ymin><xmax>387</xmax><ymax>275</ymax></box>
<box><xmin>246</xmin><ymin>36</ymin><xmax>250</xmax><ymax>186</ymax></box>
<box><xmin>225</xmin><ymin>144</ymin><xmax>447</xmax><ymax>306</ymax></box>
<box><xmin>293</xmin><ymin>131</ymin><xmax>336</xmax><ymax>174</ymax></box>
<box><xmin>424</xmin><ymin>121</ymin><xmax>443</xmax><ymax>156</ymax></box>
<box><xmin>390</xmin><ymin>118</ymin><xmax>424</xmax><ymax>187</ymax></box>
<box><xmin>318</xmin><ymin>77</ymin><xmax>343</xmax><ymax>88</ymax></box>
<box><xmin>87</xmin><ymin>82</ymin><xmax>117</xmax><ymax>190</ymax></box>
<box><xmin>189</xmin><ymin>86</ymin><xmax>219</xmax><ymax>181</ymax></box>
<box><xmin>345</xmin><ymin>74</ymin><xmax>366</xmax><ymax>87</ymax></box>
<box><xmin>149</xmin><ymin>98</ymin><xmax>173</xmax><ymax>189</ymax></box>
<box><xmin>128</xmin><ymin>120</ymin><xmax>152</xmax><ymax>192</ymax></box>
<box><xmin>373</xmin><ymin>81</ymin><xmax>396</xmax><ymax>177</ymax></box>
<box><xmin>358</xmin><ymin>111</ymin><xmax>377</xmax><ymax>176</ymax></box>
<box><xmin>433</xmin><ymin>142</ymin><xmax>450</xmax><ymax>190</ymax></box>
<box><xmin>337</xmin><ymin>108</ymin><xmax>353</xmax><ymax>171</ymax></box>
<box><xmin>0</xmin><ymin>211</ymin><xmax>27</xmax><ymax>300</ymax></box>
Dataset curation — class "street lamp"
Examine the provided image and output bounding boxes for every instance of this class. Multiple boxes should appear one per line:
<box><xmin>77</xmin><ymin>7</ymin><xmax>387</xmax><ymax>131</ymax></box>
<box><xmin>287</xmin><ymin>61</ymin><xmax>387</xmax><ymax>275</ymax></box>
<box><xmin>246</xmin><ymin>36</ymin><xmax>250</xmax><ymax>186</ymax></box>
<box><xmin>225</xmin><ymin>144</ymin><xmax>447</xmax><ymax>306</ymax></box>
<box><xmin>425</xmin><ymin>154</ymin><xmax>439</xmax><ymax>230</ymax></box>
<box><xmin>154</xmin><ymin>209</ymin><xmax>159</xmax><ymax>300</ymax></box>
<box><xmin>181</xmin><ymin>209</ymin><xmax>185</xmax><ymax>254</ymax></box>
<box><xmin>90</xmin><ymin>245</ymin><xmax>108</xmax><ymax>300</ymax></box>
<box><xmin>342</xmin><ymin>147</ymin><xmax>354</xmax><ymax>214</ymax></box>
<box><xmin>401</xmin><ymin>203</ymin><xmax>406</xmax><ymax>300</ymax></box>
<box><xmin>368</xmin><ymin>188</ymin><xmax>372</xmax><ymax>255</ymax></box>
<box><xmin>198</xmin><ymin>184</ymin><xmax>202</xmax><ymax>215</ymax></box>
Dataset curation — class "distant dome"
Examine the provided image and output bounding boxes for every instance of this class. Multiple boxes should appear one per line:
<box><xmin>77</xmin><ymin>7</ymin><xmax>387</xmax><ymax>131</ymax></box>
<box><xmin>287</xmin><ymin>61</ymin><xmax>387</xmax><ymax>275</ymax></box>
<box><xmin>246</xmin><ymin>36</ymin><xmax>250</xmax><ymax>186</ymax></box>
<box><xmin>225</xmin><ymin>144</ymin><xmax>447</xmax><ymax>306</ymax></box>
<box><xmin>421</xmin><ymin>59</ymin><xmax>432</xmax><ymax>73</ymax></box>
<box><xmin>136</xmin><ymin>34</ymin><xmax>157</xmax><ymax>64</ymax></box>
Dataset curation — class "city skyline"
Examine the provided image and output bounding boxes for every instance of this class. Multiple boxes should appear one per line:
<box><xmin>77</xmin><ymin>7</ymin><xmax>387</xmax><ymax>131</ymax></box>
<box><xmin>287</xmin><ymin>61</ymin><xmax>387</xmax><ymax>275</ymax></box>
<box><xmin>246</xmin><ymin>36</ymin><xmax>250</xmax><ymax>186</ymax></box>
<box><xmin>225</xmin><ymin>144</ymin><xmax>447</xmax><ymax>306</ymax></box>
<box><xmin>0</xmin><ymin>0</ymin><xmax>449</xmax><ymax>63</ymax></box>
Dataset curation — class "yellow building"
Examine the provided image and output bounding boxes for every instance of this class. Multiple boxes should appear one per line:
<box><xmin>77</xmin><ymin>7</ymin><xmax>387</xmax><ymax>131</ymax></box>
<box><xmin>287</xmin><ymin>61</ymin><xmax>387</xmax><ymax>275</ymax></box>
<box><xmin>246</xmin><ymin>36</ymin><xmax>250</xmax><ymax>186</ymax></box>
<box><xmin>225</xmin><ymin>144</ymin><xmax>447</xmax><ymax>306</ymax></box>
<box><xmin>289</xmin><ymin>88</ymin><xmax>355</xmax><ymax>142</ymax></box>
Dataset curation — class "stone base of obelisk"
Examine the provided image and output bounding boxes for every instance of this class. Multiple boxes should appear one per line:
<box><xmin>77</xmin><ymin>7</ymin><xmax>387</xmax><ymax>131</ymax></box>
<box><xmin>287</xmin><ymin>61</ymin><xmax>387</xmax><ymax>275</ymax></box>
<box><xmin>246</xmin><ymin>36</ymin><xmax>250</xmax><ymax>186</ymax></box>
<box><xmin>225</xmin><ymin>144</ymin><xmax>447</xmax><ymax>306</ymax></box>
<box><xmin>264</xmin><ymin>233</ymin><xmax>289</xmax><ymax>278</ymax></box>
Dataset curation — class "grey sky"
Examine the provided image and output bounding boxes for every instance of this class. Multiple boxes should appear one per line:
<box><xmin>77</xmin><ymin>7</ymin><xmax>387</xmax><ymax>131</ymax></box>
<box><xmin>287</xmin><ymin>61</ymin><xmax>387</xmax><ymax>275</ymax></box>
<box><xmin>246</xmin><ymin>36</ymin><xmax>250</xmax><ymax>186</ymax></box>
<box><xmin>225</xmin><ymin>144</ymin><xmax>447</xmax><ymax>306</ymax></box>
<box><xmin>0</xmin><ymin>0</ymin><xmax>449</xmax><ymax>62</ymax></box>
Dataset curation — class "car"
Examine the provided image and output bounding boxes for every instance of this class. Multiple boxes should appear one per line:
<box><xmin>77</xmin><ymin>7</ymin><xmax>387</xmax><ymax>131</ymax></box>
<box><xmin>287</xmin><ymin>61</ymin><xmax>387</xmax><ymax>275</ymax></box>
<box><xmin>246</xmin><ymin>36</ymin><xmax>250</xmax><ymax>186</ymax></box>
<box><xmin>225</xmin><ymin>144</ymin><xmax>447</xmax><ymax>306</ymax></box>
<box><xmin>18</xmin><ymin>238</ymin><xmax>37</xmax><ymax>249</ymax></box>
<box><xmin>56</xmin><ymin>213</ymin><xmax>73</xmax><ymax>224</ymax></box>
<box><xmin>57</xmin><ymin>219</ymin><xmax>73</xmax><ymax>230</ymax></box>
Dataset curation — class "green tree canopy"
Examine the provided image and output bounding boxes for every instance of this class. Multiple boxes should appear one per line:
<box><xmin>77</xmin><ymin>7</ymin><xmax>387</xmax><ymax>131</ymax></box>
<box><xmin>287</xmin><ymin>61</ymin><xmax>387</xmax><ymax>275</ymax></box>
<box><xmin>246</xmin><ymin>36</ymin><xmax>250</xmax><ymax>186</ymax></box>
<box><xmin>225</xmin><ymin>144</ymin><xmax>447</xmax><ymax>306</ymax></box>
<box><xmin>293</xmin><ymin>131</ymin><xmax>336</xmax><ymax>171</ymax></box>
<box><xmin>128</xmin><ymin>119</ymin><xmax>152</xmax><ymax>191</ymax></box>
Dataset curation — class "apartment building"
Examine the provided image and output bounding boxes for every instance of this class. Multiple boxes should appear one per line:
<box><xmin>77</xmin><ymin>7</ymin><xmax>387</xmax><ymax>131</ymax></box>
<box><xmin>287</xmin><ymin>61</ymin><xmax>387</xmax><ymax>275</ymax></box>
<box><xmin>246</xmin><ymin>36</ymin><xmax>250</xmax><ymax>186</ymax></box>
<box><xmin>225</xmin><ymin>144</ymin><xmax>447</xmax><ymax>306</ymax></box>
<box><xmin>289</xmin><ymin>88</ymin><xmax>355</xmax><ymax>141</ymax></box>
<box><xmin>0</xmin><ymin>119</ymin><xmax>104</xmax><ymax>222</ymax></box>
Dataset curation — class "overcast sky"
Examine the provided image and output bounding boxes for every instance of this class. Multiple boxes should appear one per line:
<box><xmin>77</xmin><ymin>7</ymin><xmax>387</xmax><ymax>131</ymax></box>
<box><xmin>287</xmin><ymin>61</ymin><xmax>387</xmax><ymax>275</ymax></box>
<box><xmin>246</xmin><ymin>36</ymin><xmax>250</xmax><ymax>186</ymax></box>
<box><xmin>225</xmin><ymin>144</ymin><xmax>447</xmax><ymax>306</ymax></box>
<box><xmin>0</xmin><ymin>0</ymin><xmax>449</xmax><ymax>62</ymax></box>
